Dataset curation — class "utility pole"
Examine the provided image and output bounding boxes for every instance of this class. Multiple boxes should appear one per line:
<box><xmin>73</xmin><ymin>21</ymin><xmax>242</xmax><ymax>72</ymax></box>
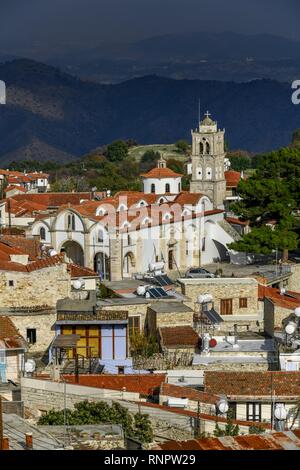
<box><xmin>195</xmin><ymin>401</ymin><xmax>201</xmax><ymax>438</ymax></box>
<box><xmin>0</xmin><ymin>395</ymin><xmax>3</xmax><ymax>451</ymax></box>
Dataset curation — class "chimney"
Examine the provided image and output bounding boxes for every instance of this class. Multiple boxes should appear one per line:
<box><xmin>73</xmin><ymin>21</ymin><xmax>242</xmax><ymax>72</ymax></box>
<box><xmin>25</xmin><ymin>433</ymin><xmax>33</xmax><ymax>450</ymax></box>
<box><xmin>2</xmin><ymin>437</ymin><xmax>9</xmax><ymax>450</ymax></box>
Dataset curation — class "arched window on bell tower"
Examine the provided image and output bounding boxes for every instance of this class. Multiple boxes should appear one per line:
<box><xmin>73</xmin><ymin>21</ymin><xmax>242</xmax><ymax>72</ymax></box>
<box><xmin>206</xmin><ymin>142</ymin><xmax>210</xmax><ymax>154</ymax></box>
<box><xmin>200</xmin><ymin>142</ymin><xmax>204</xmax><ymax>154</ymax></box>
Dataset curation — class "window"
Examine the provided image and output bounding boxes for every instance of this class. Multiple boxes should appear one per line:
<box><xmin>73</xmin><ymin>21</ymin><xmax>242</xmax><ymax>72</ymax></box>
<box><xmin>165</xmin><ymin>183</ymin><xmax>170</xmax><ymax>193</ymax></box>
<box><xmin>67</xmin><ymin>214</ymin><xmax>75</xmax><ymax>230</ymax></box>
<box><xmin>151</xmin><ymin>184</ymin><xmax>155</xmax><ymax>194</ymax></box>
<box><xmin>8</xmin><ymin>280</ymin><xmax>14</xmax><ymax>287</ymax></box>
<box><xmin>239</xmin><ymin>298</ymin><xmax>248</xmax><ymax>308</ymax></box>
<box><xmin>129</xmin><ymin>316</ymin><xmax>140</xmax><ymax>338</ymax></box>
<box><xmin>228</xmin><ymin>403</ymin><xmax>237</xmax><ymax>420</ymax></box>
<box><xmin>40</xmin><ymin>227</ymin><xmax>46</xmax><ymax>241</ymax></box>
<box><xmin>202</xmin><ymin>237</ymin><xmax>206</xmax><ymax>252</ymax></box>
<box><xmin>185</xmin><ymin>241</ymin><xmax>189</xmax><ymax>256</ymax></box>
<box><xmin>127</xmin><ymin>234</ymin><xmax>131</xmax><ymax>246</ymax></box>
<box><xmin>27</xmin><ymin>328</ymin><xmax>37</xmax><ymax>345</ymax></box>
<box><xmin>246</xmin><ymin>403</ymin><xmax>261</xmax><ymax>422</ymax></box>
<box><xmin>220</xmin><ymin>299</ymin><xmax>233</xmax><ymax>315</ymax></box>
<box><xmin>178</xmin><ymin>183</ymin><xmax>181</xmax><ymax>192</ymax></box>
<box><xmin>98</xmin><ymin>229</ymin><xmax>104</xmax><ymax>243</ymax></box>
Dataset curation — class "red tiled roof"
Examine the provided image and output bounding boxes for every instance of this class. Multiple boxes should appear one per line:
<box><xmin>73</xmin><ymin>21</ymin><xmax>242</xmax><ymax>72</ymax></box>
<box><xmin>258</xmin><ymin>285</ymin><xmax>300</xmax><ymax>310</ymax></box>
<box><xmin>174</xmin><ymin>192</ymin><xmax>204</xmax><ymax>205</ymax></box>
<box><xmin>159</xmin><ymin>326</ymin><xmax>199</xmax><ymax>348</ymax></box>
<box><xmin>0</xmin><ymin>236</ymin><xmax>41</xmax><ymax>260</ymax></box>
<box><xmin>225</xmin><ymin>170</ymin><xmax>241</xmax><ymax>188</ymax></box>
<box><xmin>9</xmin><ymin>192</ymin><xmax>106</xmax><ymax>208</ymax></box>
<box><xmin>0</xmin><ymin>254</ymin><xmax>65</xmax><ymax>273</ymax></box>
<box><xmin>0</xmin><ymin>316</ymin><xmax>26</xmax><ymax>349</ymax></box>
<box><xmin>63</xmin><ymin>374</ymin><xmax>166</xmax><ymax>395</ymax></box>
<box><xmin>26</xmin><ymin>172</ymin><xmax>49</xmax><ymax>179</ymax></box>
<box><xmin>5</xmin><ymin>185</ymin><xmax>27</xmax><ymax>194</ymax></box>
<box><xmin>68</xmin><ymin>263</ymin><xmax>98</xmax><ymax>278</ymax></box>
<box><xmin>161</xmin><ymin>383</ymin><xmax>219</xmax><ymax>405</ymax></box>
<box><xmin>141</xmin><ymin>167</ymin><xmax>183</xmax><ymax>179</ymax></box>
<box><xmin>205</xmin><ymin>371</ymin><xmax>300</xmax><ymax>397</ymax></box>
<box><xmin>155</xmin><ymin>431</ymin><xmax>300</xmax><ymax>451</ymax></box>
<box><xmin>225</xmin><ymin>217</ymin><xmax>248</xmax><ymax>226</ymax></box>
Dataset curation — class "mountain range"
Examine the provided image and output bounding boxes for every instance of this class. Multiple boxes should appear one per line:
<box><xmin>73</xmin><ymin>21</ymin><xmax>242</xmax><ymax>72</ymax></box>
<box><xmin>0</xmin><ymin>58</ymin><xmax>299</xmax><ymax>164</ymax></box>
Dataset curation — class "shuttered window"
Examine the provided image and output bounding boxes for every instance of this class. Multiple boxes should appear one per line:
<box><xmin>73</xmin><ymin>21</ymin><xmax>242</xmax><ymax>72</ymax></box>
<box><xmin>220</xmin><ymin>299</ymin><xmax>233</xmax><ymax>315</ymax></box>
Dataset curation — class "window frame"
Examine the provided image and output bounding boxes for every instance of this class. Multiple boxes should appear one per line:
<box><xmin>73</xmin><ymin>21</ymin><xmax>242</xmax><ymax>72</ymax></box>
<box><xmin>246</xmin><ymin>402</ymin><xmax>261</xmax><ymax>422</ymax></box>
<box><xmin>239</xmin><ymin>297</ymin><xmax>248</xmax><ymax>308</ymax></box>
<box><xmin>220</xmin><ymin>298</ymin><xmax>233</xmax><ymax>315</ymax></box>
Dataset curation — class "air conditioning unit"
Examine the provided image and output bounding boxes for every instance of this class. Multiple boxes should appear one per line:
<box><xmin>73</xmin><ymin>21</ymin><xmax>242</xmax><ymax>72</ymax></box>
<box><xmin>167</xmin><ymin>398</ymin><xmax>189</xmax><ymax>408</ymax></box>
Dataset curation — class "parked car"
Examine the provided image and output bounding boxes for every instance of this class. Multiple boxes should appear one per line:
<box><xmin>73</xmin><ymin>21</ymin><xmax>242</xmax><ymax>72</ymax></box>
<box><xmin>185</xmin><ymin>268</ymin><xmax>215</xmax><ymax>279</ymax></box>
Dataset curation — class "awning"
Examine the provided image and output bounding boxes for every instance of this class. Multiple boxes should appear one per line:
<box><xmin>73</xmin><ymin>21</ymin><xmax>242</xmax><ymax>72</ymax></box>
<box><xmin>52</xmin><ymin>334</ymin><xmax>80</xmax><ymax>349</ymax></box>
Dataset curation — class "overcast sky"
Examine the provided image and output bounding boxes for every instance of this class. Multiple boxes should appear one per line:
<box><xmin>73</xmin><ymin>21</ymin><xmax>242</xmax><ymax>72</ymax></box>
<box><xmin>0</xmin><ymin>0</ymin><xmax>299</xmax><ymax>50</ymax></box>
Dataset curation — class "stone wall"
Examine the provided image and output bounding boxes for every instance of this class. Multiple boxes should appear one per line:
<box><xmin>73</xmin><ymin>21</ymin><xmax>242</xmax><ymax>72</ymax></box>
<box><xmin>8</xmin><ymin>310</ymin><xmax>57</xmax><ymax>353</ymax></box>
<box><xmin>0</xmin><ymin>264</ymin><xmax>71</xmax><ymax>309</ymax></box>
<box><xmin>287</xmin><ymin>264</ymin><xmax>300</xmax><ymax>292</ymax></box>
<box><xmin>180</xmin><ymin>278</ymin><xmax>260</xmax><ymax>317</ymax></box>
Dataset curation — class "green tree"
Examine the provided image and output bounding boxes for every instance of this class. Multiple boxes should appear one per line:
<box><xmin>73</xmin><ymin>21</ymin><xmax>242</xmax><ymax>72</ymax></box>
<box><xmin>167</xmin><ymin>158</ymin><xmax>185</xmax><ymax>175</ymax></box>
<box><xmin>229</xmin><ymin>160</ymin><xmax>299</xmax><ymax>261</ymax></box>
<box><xmin>175</xmin><ymin>140</ymin><xmax>190</xmax><ymax>155</ymax></box>
<box><xmin>140</xmin><ymin>150</ymin><xmax>160</xmax><ymax>172</ymax></box>
<box><xmin>38</xmin><ymin>400</ymin><xmax>153</xmax><ymax>444</ymax></box>
<box><xmin>106</xmin><ymin>140</ymin><xmax>129</xmax><ymax>162</ymax></box>
<box><xmin>228</xmin><ymin>152</ymin><xmax>251</xmax><ymax>172</ymax></box>
<box><xmin>130</xmin><ymin>332</ymin><xmax>159</xmax><ymax>358</ymax></box>
<box><xmin>214</xmin><ymin>410</ymin><xmax>240</xmax><ymax>437</ymax></box>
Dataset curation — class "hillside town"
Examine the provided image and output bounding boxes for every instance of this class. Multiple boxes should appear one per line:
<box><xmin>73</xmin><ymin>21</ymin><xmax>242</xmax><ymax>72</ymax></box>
<box><xmin>1</xmin><ymin>112</ymin><xmax>300</xmax><ymax>451</ymax></box>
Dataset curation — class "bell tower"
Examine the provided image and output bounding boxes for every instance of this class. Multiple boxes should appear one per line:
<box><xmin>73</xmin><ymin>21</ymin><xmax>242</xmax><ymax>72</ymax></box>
<box><xmin>190</xmin><ymin>111</ymin><xmax>226</xmax><ymax>209</ymax></box>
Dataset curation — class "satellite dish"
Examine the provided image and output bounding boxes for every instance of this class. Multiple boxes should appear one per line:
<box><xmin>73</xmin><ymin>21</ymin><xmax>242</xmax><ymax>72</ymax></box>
<box><xmin>274</xmin><ymin>404</ymin><xmax>287</xmax><ymax>421</ymax></box>
<box><xmin>137</xmin><ymin>286</ymin><xmax>146</xmax><ymax>296</ymax></box>
<box><xmin>41</xmin><ymin>245</ymin><xmax>47</xmax><ymax>252</ymax></box>
<box><xmin>285</xmin><ymin>322</ymin><xmax>297</xmax><ymax>335</ymax></box>
<box><xmin>25</xmin><ymin>359</ymin><xmax>36</xmax><ymax>373</ymax></box>
<box><xmin>73</xmin><ymin>280</ymin><xmax>82</xmax><ymax>290</ymax></box>
<box><xmin>217</xmin><ymin>398</ymin><xmax>229</xmax><ymax>414</ymax></box>
<box><xmin>49</xmin><ymin>249</ymin><xmax>58</xmax><ymax>257</ymax></box>
<box><xmin>280</xmin><ymin>288</ymin><xmax>286</xmax><ymax>296</ymax></box>
<box><xmin>295</xmin><ymin>307</ymin><xmax>300</xmax><ymax>318</ymax></box>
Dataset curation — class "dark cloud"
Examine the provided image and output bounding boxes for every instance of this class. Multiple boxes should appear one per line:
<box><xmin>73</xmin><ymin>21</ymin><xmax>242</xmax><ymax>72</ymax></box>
<box><xmin>0</xmin><ymin>0</ymin><xmax>299</xmax><ymax>51</ymax></box>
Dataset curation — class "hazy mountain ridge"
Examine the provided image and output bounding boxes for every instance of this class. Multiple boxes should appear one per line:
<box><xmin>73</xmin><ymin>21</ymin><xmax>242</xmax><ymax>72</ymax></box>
<box><xmin>0</xmin><ymin>59</ymin><xmax>299</xmax><ymax>164</ymax></box>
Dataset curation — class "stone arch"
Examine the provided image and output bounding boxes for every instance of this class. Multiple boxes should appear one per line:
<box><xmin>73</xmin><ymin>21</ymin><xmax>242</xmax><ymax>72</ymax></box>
<box><xmin>94</xmin><ymin>251</ymin><xmax>110</xmax><ymax>280</ymax></box>
<box><xmin>60</xmin><ymin>240</ymin><xmax>84</xmax><ymax>266</ymax></box>
<box><xmin>123</xmin><ymin>251</ymin><xmax>136</xmax><ymax>276</ymax></box>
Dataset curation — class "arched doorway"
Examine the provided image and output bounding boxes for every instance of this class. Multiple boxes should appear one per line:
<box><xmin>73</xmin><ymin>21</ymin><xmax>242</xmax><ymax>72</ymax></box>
<box><xmin>123</xmin><ymin>252</ymin><xmax>136</xmax><ymax>277</ymax></box>
<box><xmin>61</xmin><ymin>241</ymin><xmax>84</xmax><ymax>266</ymax></box>
<box><xmin>94</xmin><ymin>252</ymin><xmax>110</xmax><ymax>280</ymax></box>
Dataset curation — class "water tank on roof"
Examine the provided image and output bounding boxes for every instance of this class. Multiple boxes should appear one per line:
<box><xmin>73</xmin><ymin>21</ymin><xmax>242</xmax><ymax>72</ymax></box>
<box><xmin>73</xmin><ymin>279</ymin><xmax>85</xmax><ymax>290</ymax></box>
<box><xmin>137</xmin><ymin>285</ymin><xmax>146</xmax><ymax>296</ymax></box>
<box><xmin>295</xmin><ymin>307</ymin><xmax>300</xmax><ymax>318</ymax></box>
<box><xmin>49</xmin><ymin>249</ymin><xmax>58</xmax><ymax>257</ymax></box>
<box><xmin>285</xmin><ymin>322</ymin><xmax>297</xmax><ymax>335</ymax></box>
<box><xmin>198</xmin><ymin>294</ymin><xmax>213</xmax><ymax>304</ymax></box>
<box><xmin>149</xmin><ymin>261</ymin><xmax>165</xmax><ymax>273</ymax></box>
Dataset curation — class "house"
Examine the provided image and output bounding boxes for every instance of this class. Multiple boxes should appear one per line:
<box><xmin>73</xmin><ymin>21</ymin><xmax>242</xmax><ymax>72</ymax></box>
<box><xmin>0</xmin><ymin>316</ymin><xmax>27</xmax><ymax>383</ymax></box>
<box><xmin>159</xmin><ymin>326</ymin><xmax>200</xmax><ymax>354</ymax></box>
<box><xmin>179</xmin><ymin>277</ymin><xmax>264</xmax><ymax>334</ymax></box>
<box><xmin>204</xmin><ymin>371</ymin><xmax>300</xmax><ymax>428</ymax></box>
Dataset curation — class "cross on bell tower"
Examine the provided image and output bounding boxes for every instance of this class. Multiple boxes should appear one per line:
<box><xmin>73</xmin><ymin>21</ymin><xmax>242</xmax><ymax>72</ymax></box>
<box><xmin>189</xmin><ymin>111</ymin><xmax>226</xmax><ymax>209</ymax></box>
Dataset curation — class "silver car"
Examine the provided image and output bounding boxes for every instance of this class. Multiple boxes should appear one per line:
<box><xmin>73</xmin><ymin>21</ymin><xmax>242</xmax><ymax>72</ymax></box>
<box><xmin>185</xmin><ymin>268</ymin><xmax>215</xmax><ymax>279</ymax></box>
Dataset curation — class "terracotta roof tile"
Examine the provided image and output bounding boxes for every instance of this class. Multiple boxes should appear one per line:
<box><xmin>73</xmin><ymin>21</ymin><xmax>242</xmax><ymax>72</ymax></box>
<box><xmin>0</xmin><ymin>316</ymin><xmax>26</xmax><ymax>349</ymax></box>
<box><xmin>156</xmin><ymin>431</ymin><xmax>300</xmax><ymax>451</ymax></box>
<box><xmin>141</xmin><ymin>168</ymin><xmax>183</xmax><ymax>179</ymax></box>
<box><xmin>258</xmin><ymin>285</ymin><xmax>300</xmax><ymax>310</ymax></box>
<box><xmin>225</xmin><ymin>170</ymin><xmax>241</xmax><ymax>188</ymax></box>
<box><xmin>68</xmin><ymin>263</ymin><xmax>98</xmax><ymax>278</ymax></box>
<box><xmin>63</xmin><ymin>374</ymin><xmax>166</xmax><ymax>395</ymax></box>
<box><xmin>160</xmin><ymin>326</ymin><xmax>199</xmax><ymax>348</ymax></box>
<box><xmin>161</xmin><ymin>383</ymin><xmax>219</xmax><ymax>404</ymax></box>
<box><xmin>205</xmin><ymin>371</ymin><xmax>300</xmax><ymax>397</ymax></box>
